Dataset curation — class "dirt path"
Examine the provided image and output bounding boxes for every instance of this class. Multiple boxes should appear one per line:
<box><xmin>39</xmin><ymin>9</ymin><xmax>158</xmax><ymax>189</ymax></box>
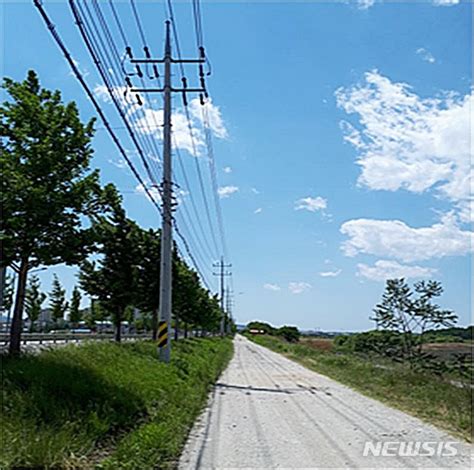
<box><xmin>180</xmin><ymin>335</ymin><xmax>472</xmax><ymax>469</ymax></box>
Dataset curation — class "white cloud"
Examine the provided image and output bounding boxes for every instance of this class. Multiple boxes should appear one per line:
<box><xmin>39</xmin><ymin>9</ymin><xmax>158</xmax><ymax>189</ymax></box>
<box><xmin>357</xmin><ymin>260</ymin><xmax>437</xmax><ymax>282</ymax></box>
<box><xmin>335</xmin><ymin>70</ymin><xmax>473</xmax><ymax>222</ymax></box>
<box><xmin>254</xmin><ymin>208</ymin><xmax>263</xmax><ymax>214</ymax></box>
<box><xmin>189</xmin><ymin>97</ymin><xmax>228</xmax><ymax>139</ymax></box>
<box><xmin>416</xmin><ymin>47</ymin><xmax>436</xmax><ymax>64</ymax></box>
<box><xmin>319</xmin><ymin>269</ymin><xmax>342</xmax><ymax>278</ymax></box>
<box><xmin>295</xmin><ymin>196</ymin><xmax>327</xmax><ymax>213</ymax></box>
<box><xmin>357</xmin><ymin>0</ymin><xmax>375</xmax><ymax>9</ymax></box>
<box><xmin>264</xmin><ymin>283</ymin><xmax>281</xmax><ymax>291</ymax></box>
<box><xmin>251</xmin><ymin>188</ymin><xmax>260</xmax><ymax>195</ymax></box>
<box><xmin>135</xmin><ymin>181</ymin><xmax>161</xmax><ymax>202</ymax></box>
<box><xmin>433</xmin><ymin>0</ymin><xmax>459</xmax><ymax>5</ymax></box>
<box><xmin>223</xmin><ymin>166</ymin><xmax>232</xmax><ymax>174</ymax></box>
<box><xmin>218</xmin><ymin>186</ymin><xmax>239</xmax><ymax>199</ymax></box>
<box><xmin>108</xmin><ymin>158</ymin><xmax>128</xmax><ymax>170</ymax></box>
<box><xmin>93</xmin><ymin>85</ymin><xmax>227</xmax><ymax>157</ymax></box>
<box><xmin>288</xmin><ymin>282</ymin><xmax>312</xmax><ymax>294</ymax></box>
<box><xmin>341</xmin><ymin>213</ymin><xmax>473</xmax><ymax>262</ymax></box>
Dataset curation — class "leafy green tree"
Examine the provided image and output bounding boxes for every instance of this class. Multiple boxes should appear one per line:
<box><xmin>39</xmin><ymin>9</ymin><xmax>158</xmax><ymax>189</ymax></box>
<box><xmin>49</xmin><ymin>275</ymin><xmax>68</xmax><ymax>326</ymax></box>
<box><xmin>80</xmin><ymin>196</ymin><xmax>139</xmax><ymax>342</ymax></box>
<box><xmin>372</xmin><ymin>278</ymin><xmax>458</xmax><ymax>361</ymax></box>
<box><xmin>83</xmin><ymin>298</ymin><xmax>108</xmax><ymax>330</ymax></box>
<box><xmin>134</xmin><ymin>228</ymin><xmax>161</xmax><ymax>339</ymax></box>
<box><xmin>24</xmin><ymin>275</ymin><xmax>46</xmax><ymax>332</ymax></box>
<box><xmin>69</xmin><ymin>286</ymin><xmax>82</xmax><ymax>326</ymax></box>
<box><xmin>246</xmin><ymin>321</ymin><xmax>276</xmax><ymax>335</ymax></box>
<box><xmin>172</xmin><ymin>258</ymin><xmax>202</xmax><ymax>339</ymax></box>
<box><xmin>278</xmin><ymin>326</ymin><xmax>300</xmax><ymax>343</ymax></box>
<box><xmin>1</xmin><ymin>71</ymin><xmax>103</xmax><ymax>354</ymax></box>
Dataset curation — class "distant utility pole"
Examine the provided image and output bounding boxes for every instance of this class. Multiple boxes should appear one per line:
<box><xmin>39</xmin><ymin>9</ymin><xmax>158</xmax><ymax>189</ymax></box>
<box><xmin>130</xmin><ymin>21</ymin><xmax>207</xmax><ymax>363</ymax></box>
<box><xmin>213</xmin><ymin>257</ymin><xmax>231</xmax><ymax>335</ymax></box>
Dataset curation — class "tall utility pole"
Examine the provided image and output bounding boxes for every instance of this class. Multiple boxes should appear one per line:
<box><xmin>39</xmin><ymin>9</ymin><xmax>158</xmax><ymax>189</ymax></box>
<box><xmin>130</xmin><ymin>21</ymin><xmax>207</xmax><ymax>362</ymax></box>
<box><xmin>213</xmin><ymin>257</ymin><xmax>231</xmax><ymax>335</ymax></box>
<box><xmin>159</xmin><ymin>21</ymin><xmax>173</xmax><ymax>363</ymax></box>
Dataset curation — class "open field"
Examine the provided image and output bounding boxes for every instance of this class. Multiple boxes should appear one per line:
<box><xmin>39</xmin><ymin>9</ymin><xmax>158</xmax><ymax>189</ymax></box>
<box><xmin>248</xmin><ymin>334</ymin><xmax>473</xmax><ymax>442</ymax></box>
<box><xmin>423</xmin><ymin>342</ymin><xmax>473</xmax><ymax>361</ymax></box>
<box><xmin>1</xmin><ymin>338</ymin><xmax>233</xmax><ymax>469</ymax></box>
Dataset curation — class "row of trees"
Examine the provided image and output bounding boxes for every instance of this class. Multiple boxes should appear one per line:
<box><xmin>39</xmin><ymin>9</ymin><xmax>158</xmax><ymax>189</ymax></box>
<box><xmin>1</xmin><ymin>71</ymin><xmax>227</xmax><ymax>354</ymax></box>
<box><xmin>2</xmin><ymin>274</ymin><xmax>80</xmax><ymax>332</ymax></box>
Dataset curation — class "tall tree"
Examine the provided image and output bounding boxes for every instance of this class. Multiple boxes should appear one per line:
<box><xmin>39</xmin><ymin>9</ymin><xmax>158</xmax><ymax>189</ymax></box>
<box><xmin>84</xmin><ymin>298</ymin><xmax>108</xmax><ymax>330</ymax></box>
<box><xmin>1</xmin><ymin>71</ymin><xmax>102</xmax><ymax>354</ymax></box>
<box><xmin>134</xmin><ymin>228</ymin><xmax>161</xmax><ymax>340</ymax></box>
<box><xmin>80</xmin><ymin>196</ymin><xmax>139</xmax><ymax>342</ymax></box>
<box><xmin>24</xmin><ymin>275</ymin><xmax>46</xmax><ymax>332</ymax></box>
<box><xmin>69</xmin><ymin>286</ymin><xmax>82</xmax><ymax>325</ymax></box>
<box><xmin>49</xmin><ymin>275</ymin><xmax>68</xmax><ymax>325</ymax></box>
<box><xmin>372</xmin><ymin>278</ymin><xmax>458</xmax><ymax>360</ymax></box>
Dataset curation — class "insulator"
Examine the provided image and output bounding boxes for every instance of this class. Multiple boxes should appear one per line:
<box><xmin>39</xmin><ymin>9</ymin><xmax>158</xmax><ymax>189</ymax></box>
<box><xmin>181</xmin><ymin>77</ymin><xmax>188</xmax><ymax>88</ymax></box>
<box><xmin>126</xmin><ymin>46</ymin><xmax>133</xmax><ymax>58</ymax></box>
<box><xmin>136</xmin><ymin>65</ymin><xmax>143</xmax><ymax>78</ymax></box>
<box><xmin>182</xmin><ymin>91</ymin><xmax>188</xmax><ymax>107</ymax></box>
<box><xmin>153</xmin><ymin>65</ymin><xmax>160</xmax><ymax>79</ymax></box>
<box><xmin>125</xmin><ymin>77</ymin><xmax>133</xmax><ymax>88</ymax></box>
<box><xmin>199</xmin><ymin>46</ymin><xmax>205</xmax><ymax>59</ymax></box>
<box><xmin>199</xmin><ymin>93</ymin><xmax>205</xmax><ymax>106</ymax></box>
<box><xmin>144</xmin><ymin>46</ymin><xmax>151</xmax><ymax>58</ymax></box>
<box><xmin>136</xmin><ymin>95</ymin><xmax>143</xmax><ymax>106</ymax></box>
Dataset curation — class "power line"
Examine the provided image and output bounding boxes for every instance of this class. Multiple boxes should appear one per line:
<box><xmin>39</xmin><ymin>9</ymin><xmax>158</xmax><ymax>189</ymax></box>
<box><xmin>71</xmin><ymin>0</ymin><xmax>161</xmax><ymax>190</ymax></box>
<box><xmin>111</xmin><ymin>0</ymin><xmax>219</xmax><ymax>269</ymax></box>
<box><xmin>164</xmin><ymin>0</ymin><xmax>221</xmax><ymax>258</ymax></box>
<box><xmin>32</xmin><ymin>0</ymin><xmax>161</xmax><ymax>216</ymax></box>
<box><xmin>34</xmin><ymin>0</ymin><xmax>210</xmax><ymax>291</ymax></box>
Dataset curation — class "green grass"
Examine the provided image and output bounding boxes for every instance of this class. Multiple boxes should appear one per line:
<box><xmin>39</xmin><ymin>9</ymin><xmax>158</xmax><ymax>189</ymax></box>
<box><xmin>248</xmin><ymin>334</ymin><xmax>472</xmax><ymax>442</ymax></box>
<box><xmin>1</xmin><ymin>337</ymin><xmax>233</xmax><ymax>469</ymax></box>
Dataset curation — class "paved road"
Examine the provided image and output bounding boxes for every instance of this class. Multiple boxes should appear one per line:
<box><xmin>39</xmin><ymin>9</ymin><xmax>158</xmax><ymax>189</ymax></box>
<box><xmin>180</xmin><ymin>335</ymin><xmax>472</xmax><ymax>469</ymax></box>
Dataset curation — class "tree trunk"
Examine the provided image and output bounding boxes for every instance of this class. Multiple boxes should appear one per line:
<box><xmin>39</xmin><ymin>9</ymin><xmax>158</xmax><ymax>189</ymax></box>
<box><xmin>184</xmin><ymin>323</ymin><xmax>188</xmax><ymax>339</ymax></box>
<box><xmin>174</xmin><ymin>314</ymin><xmax>179</xmax><ymax>341</ymax></box>
<box><xmin>151</xmin><ymin>308</ymin><xmax>158</xmax><ymax>341</ymax></box>
<box><xmin>9</xmin><ymin>260</ymin><xmax>28</xmax><ymax>355</ymax></box>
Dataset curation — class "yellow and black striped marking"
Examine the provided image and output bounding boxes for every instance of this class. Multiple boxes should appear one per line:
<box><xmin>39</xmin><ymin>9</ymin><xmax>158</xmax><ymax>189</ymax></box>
<box><xmin>158</xmin><ymin>321</ymin><xmax>168</xmax><ymax>348</ymax></box>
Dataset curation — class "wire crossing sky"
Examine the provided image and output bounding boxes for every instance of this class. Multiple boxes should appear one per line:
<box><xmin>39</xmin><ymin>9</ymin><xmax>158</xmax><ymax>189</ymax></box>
<box><xmin>3</xmin><ymin>0</ymin><xmax>472</xmax><ymax>331</ymax></box>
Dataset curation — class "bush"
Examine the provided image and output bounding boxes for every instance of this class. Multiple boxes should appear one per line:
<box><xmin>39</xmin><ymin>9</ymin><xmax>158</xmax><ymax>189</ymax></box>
<box><xmin>277</xmin><ymin>326</ymin><xmax>300</xmax><ymax>343</ymax></box>
<box><xmin>245</xmin><ymin>321</ymin><xmax>276</xmax><ymax>335</ymax></box>
<box><xmin>334</xmin><ymin>330</ymin><xmax>407</xmax><ymax>358</ymax></box>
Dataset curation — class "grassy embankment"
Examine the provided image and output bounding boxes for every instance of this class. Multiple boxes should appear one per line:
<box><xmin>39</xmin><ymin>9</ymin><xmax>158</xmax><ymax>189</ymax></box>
<box><xmin>248</xmin><ymin>334</ymin><xmax>472</xmax><ymax>442</ymax></box>
<box><xmin>1</xmin><ymin>337</ymin><xmax>233</xmax><ymax>469</ymax></box>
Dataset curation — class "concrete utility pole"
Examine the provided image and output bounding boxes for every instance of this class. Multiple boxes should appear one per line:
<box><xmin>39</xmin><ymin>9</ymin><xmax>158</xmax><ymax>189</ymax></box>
<box><xmin>213</xmin><ymin>258</ymin><xmax>231</xmax><ymax>335</ymax></box>
<box><xmin>159</xmin><ymin>21</ymin><xmax>173</xmax><ymax>363</ymax></box>
<box><xmin>130</xmin><ymin>21</ymin><xmax>207</xmax><ymax>362</ymax></box>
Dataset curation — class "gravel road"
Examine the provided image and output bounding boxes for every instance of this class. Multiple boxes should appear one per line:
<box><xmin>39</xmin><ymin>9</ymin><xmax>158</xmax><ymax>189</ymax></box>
<box><xmin>180</xmin><ymin>335</ymin><xmax>472</xmax><ymax>469</ymax></box>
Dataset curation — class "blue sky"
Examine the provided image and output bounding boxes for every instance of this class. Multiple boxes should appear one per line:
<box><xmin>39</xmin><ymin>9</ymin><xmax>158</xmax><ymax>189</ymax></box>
<box><xmin>2</xmin><ymin>0</ymin><xmax>472</xmax><ymax>331</ymax></box>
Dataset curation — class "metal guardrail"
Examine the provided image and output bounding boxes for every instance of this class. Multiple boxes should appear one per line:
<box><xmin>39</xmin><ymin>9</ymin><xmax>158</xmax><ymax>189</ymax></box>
<box><xmin>0</xmin><ymin>330</ymin><xmax>201</xmax><ymax>346</ymax></box>
<box><xmin>0</xmin><ymin>333</ymin><xmax>151</xmax><ymax>345</ymax></box>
